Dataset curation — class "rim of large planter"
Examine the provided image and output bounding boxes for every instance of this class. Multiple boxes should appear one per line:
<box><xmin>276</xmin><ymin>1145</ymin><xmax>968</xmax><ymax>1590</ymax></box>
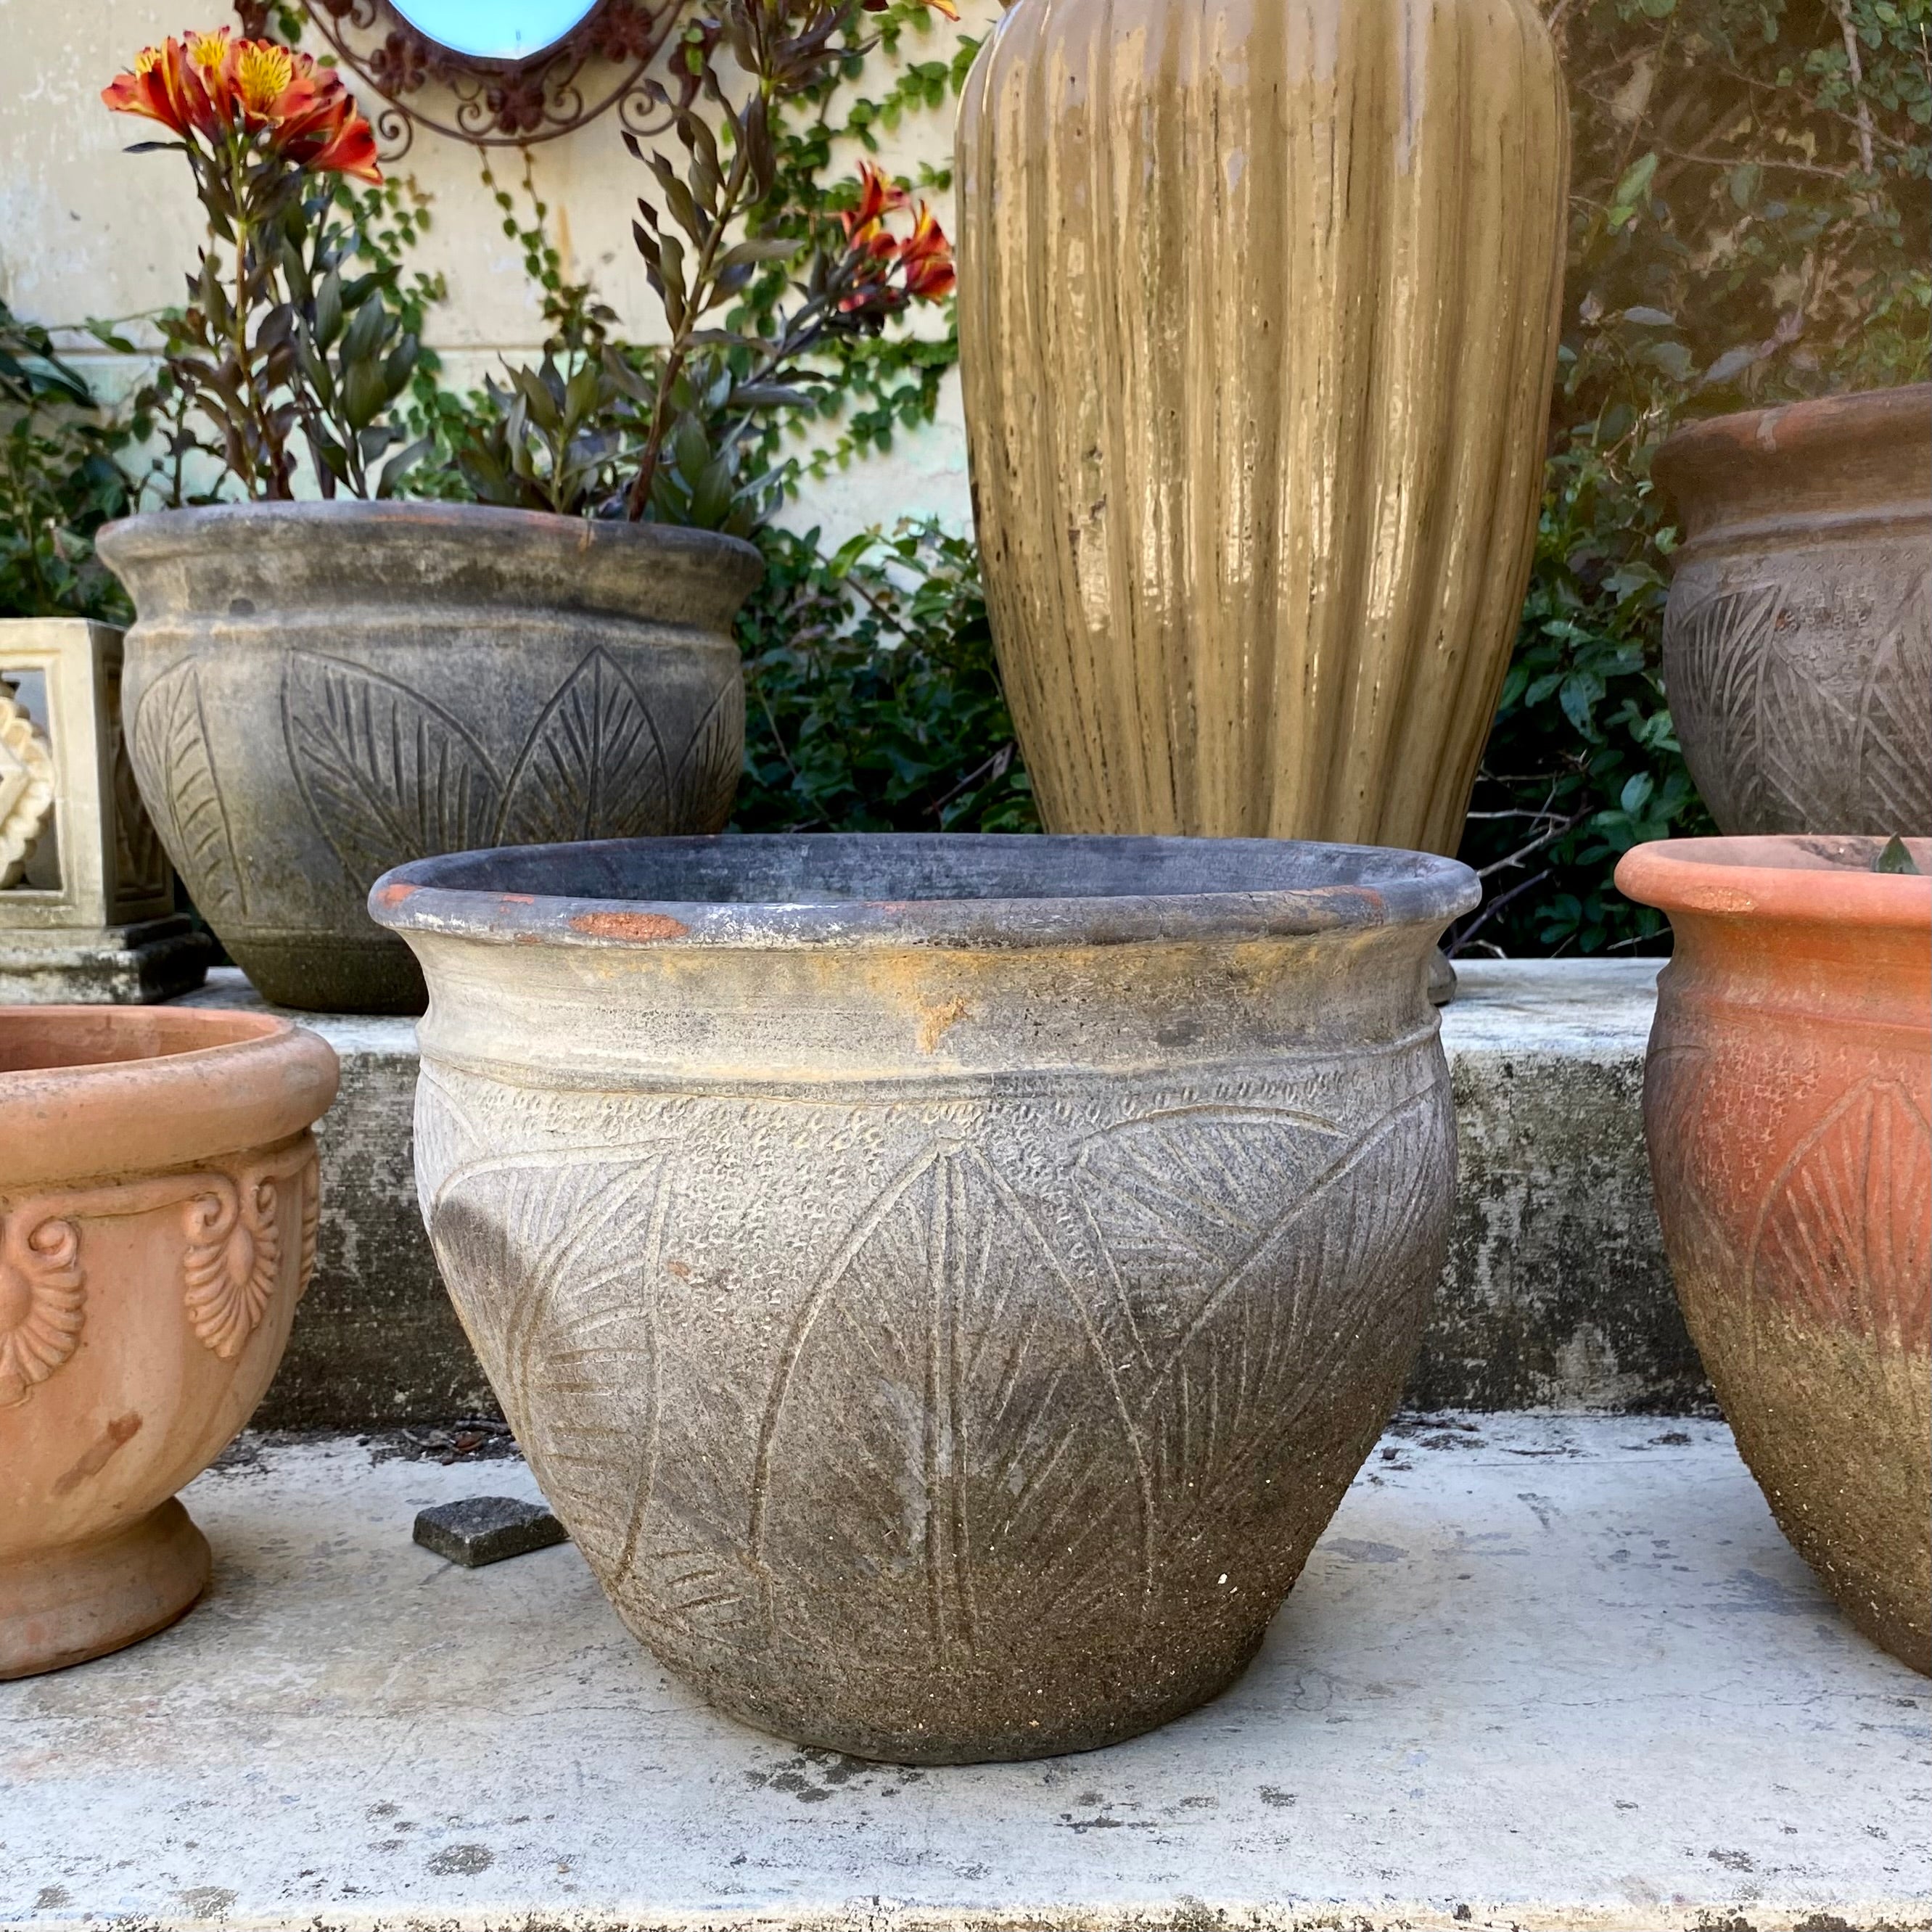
<box><xmin>1652</xmin><ymin>382</ymin><xmax>1932</xmax><ymax>541</ymax></box>
<box><xmin>369</xmin><ymin>832</ymin><xmax>1479</xmax><ymax>951</ymax></box>
<box><xmin>0</xmin><ymin>1006</ymin><xmax>340</xmax><ymax>1192</ymax></box>
<box><xmin>94</xmin><ymin>500</ymin><xmax>765</xmax><ymax>621</ymax></box>
<box><xmin>1616</xmin><ymin>834</ymin><xmax>1932</xmax><ymax>931</ymax></box>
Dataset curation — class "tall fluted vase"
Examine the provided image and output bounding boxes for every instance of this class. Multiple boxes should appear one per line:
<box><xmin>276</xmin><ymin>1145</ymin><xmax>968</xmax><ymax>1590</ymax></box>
<box><xmin>957</xmin><ymin>0</ymin><xmax>1569</xmax><ymax>853</ymax></box>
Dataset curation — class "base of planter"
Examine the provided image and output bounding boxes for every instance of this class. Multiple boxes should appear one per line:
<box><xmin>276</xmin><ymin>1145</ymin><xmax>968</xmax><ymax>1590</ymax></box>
<box><xmin>0</xmin><ymin>1499</ymin><xmax>211</xmax><ymax>1680</ymax></box>
<box><xmin>229</xmin><ymin>931</ymin><xmax>426</xmax><ymax>1016</ymax></box>
<box><xmin>682</xmin><ymin>1615</ymin><xmax>1272</xmax><ymax>1767</ymax></box>
<box><xmin>0</xmin><ymin>916</ymin><xmax>214</xmax><ymax>1003</ymax></box>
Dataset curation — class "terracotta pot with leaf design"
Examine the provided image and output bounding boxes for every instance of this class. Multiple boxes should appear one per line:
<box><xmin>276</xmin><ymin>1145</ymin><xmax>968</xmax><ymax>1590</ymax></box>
<box><xmin>1</xmin><ymin>1005</ymin><xmax>337</xmax><ymax>1678</ymax></box>
<box><xmin>374</xmin><ymin>833</ymin><xmax>1478</xmax><ymax>1762</ymax></box>
<box><xmin>96</xmin><ymin>503</ymin><xmax>762</xmax><ymax>1014</ymax></box>
<box><xmin>1655</xmin><ymin>385</ymin><xmax>1931</xmax><ymax>837</ymax></box>
<box><xmin>1616</xmin><ymin>835</ymin><xmax>1931</xmax><ymax>1673</ymax></box>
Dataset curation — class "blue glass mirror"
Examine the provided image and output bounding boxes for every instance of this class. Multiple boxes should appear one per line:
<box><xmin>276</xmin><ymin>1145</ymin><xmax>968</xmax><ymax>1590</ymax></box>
<box><xmin>387</xmin><ymin>0</ymin><xmax>603</xmax><ymax>60</ymax></box>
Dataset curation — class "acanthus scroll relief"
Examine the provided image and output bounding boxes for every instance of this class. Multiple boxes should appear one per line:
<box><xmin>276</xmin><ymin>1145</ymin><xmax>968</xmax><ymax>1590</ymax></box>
<box><xmin>0</xmin><ymin>1140</ymin><xmax>321</xmax><ymax>1405</ymax></box>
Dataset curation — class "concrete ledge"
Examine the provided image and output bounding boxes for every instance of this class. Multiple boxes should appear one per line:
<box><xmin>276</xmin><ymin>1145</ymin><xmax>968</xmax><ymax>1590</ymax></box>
<box><xmin>4</xmin><ymin>1416</ymin><xmax>1925</xmax><ymax>1932</ymax></box>
<box><xmin>178</xmin><ymin>959</ymin><xmax>1705</xmax><ymax>1429</ymax></box>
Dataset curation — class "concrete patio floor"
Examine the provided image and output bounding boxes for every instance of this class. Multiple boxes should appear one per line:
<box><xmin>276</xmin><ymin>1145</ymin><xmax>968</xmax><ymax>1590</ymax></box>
<box><xmin>4</xmin><ymin>1415</ymin><xmax>1926</xmax><ymax>1932</ymax></box>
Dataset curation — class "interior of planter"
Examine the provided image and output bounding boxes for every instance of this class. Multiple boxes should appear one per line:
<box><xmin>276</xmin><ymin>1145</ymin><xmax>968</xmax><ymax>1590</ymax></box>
<box><xmin>1665</xmin><ymin>834</ymin><xmax>1931</xmax><ymax>875</ymax></box>
<box><xmin>403</xmin><ymin>833</ymin><xmax>1460</xmax><ymax>908</ymax></box>
<box><xmin>0</xmin><ymin>1008</ymin><xmax>284</xmax><ymax>1075</ymax></box>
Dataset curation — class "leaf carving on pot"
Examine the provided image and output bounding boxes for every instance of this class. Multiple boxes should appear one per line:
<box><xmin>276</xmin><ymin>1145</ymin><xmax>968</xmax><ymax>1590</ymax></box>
<box><xmin>0</xmin><ymin>1212</ymin><xmax>84</xmax><ymax>1409</ymax></box>
<box><xmin>1849</xmin><ymin>572</ymin><xmax>1932</xmax><ymax>832</ymax></box>
<box><xmin>1748</xmin><ymin>1077</ymin><xmax>1932</xmax><ymax>1351</ymax></box>
<box><xmin>1070</xmin><ymin>1103</ymin><xmax>1349</xmax><ymax>1371</ymax></box>
<box><xmin>131</xmin><ymin>657</ymin><xmax>247</xmax><ymax>917</ymax></box>
<box><xmin>428</xmin><ymin>1150</ymin><xmax>678</xmax><ymax>1603</ymax></box>
<box><xmin>749</xmin><ymin>1140</ymin><xmax>1152</xmax><ymax>1661</ymax></box>
<box><xmin>284</xmin><ymin>651</ymin><xmax>503</xmax><ymax>888</ymax></box>
<box><xmin>667</xmin><ymin>674</ymin><xmax>745</xmax><ymax>836</ymax></box>
<box><xmin>1078</xmin><ymin>1090</ymin><xmax>1450</xmax><ymax>1535</ymax></box>
<box><xmin>498</xmin><ymin>647</ymin><xmax>670</xmax><ymax>846</ymax></box>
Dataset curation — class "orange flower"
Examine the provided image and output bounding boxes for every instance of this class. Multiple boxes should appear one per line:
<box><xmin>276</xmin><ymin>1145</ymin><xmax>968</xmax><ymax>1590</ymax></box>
<box><xmin>897</xmin><ymin>203</ymin><xmax>956</xmax><ymax>301</ymax></box>
<box><xmin>840</xmin><ymin>160</ymin><xmax>910</xmax><ymax>244</ymax></box>
<box><xmin>103</xmin><ymin>31</ymin><xmax>382</xmax><ymax>183</ymax></box>
<box><xmin>100</xmin><ymin>38</ymin><xmax>209</xmax><ymax>138</ymax></box>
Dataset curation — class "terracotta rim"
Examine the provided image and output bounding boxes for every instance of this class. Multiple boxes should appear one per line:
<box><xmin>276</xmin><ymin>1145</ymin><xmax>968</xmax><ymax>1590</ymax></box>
<box><xmin>0</xmin><ymin>1006</ymin><xmax>340</xmax><ymax>1191</ymax></box>
<box><xmin>1616</xmin><ymin>834</ymin><xmax>1932</xmax><ymax>930</ymax></box>
<box><xmin>1653</xmin><ymin>382</ymin><xmax>1931</xmax><ymax>504</ymax></box>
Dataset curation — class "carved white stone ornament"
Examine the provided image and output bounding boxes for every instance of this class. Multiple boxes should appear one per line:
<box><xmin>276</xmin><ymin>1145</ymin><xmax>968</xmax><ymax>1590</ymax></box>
<box><xmin>0</xmin><ymin>685</ymin><xmax>56</xmax><ymax>892</ymax></box>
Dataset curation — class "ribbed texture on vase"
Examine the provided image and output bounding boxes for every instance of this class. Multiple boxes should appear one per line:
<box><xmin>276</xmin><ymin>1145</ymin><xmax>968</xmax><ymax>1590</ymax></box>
<box><xmin>958</xmin><ymin>0</ymin><xmax>1569</xmax><ymax>851</ymax></box>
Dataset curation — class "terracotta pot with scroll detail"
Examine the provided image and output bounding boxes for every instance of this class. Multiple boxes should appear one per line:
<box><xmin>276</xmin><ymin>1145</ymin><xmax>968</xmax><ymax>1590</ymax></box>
<box><xmin>1655</xmin><ymin>385</ymin><xmax>1931</xmax><ymax>837</ymax></box>
<box><xmin>374</xmin><ymin>834</ymin><xmax>1477</xmax><ymax>1762</ymax></box>
<box><xmin>96</xmin><ymin>503</ymin><xmax>761</xmax><ymax>1014</ymax></box>
<box><xmin>1</xmin><ymin>1006</ymin><xmax>338</xmax><ymax>1677</ymax></box>
<box><xmin>1616</xmin><ymin>836</ymin><xmax>1931</xmax><ymax>1672</ymax></box>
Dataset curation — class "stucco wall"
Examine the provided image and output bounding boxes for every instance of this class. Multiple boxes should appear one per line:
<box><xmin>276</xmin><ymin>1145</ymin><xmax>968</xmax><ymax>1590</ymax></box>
<box><xmin>0</xmin><ymin>0</ymin><xmax>990</xmax><ymax>543</ymax></box>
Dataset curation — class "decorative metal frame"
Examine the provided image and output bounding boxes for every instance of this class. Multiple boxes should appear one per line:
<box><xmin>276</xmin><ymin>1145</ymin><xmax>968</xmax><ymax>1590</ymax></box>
<box><xmin>252</xmin><ymin>0</ymin><xmax>686</xmax><ymax>157</ymax></box>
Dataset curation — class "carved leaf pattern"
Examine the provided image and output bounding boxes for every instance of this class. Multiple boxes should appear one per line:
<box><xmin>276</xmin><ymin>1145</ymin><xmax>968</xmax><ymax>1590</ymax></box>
<box><xmin>667</xmin><ymin>675</ymin><xmax>745</xmax><ymax>835</ymax></box>
<box><xmin>1667</xmin><ymin>566</ymin><xmax>1932</xmax><ymax>835</ymax></box>
<box><xmin>752</xmin><ymin>1140</ymin><xmax>1151</xmax><ymax>1659</ymax></box>
<box><xmin>498</xmin><ymin>646</ymin><xmax>670</xmax><ymax>845</ymax></box>
<box><xmin>284</xmin><ymin>651</ymin><xmax>503</xmax><ymax>888</ymax></box>
<box><xmin>111</xmin><ymin>705</ymin><xmax>171</xmax><ymax>903</ymax></box>
<box><xmin>1749</xmin><ymin>1077</ymin><xmax>1932</xmax><ymax>1349</ymax></box>
<box><xmin>131</xmin><ymin>659</ymin><xmax>247</xmax><ymax>916</ymax></box>
<box><xmin>1087</xmin><ymin>1093</ymin><xmax>1448</xmax><ymax>1534</ymax></box>
<box><xmin>0</xmin><ymin>1214</ymin><xmax>84</xmax><ymax>1409</ymax></box>
<box><xmin>429</xmin><ymin>1151</ymin><xmax>675</xmax><ymax>1592</ymax></box>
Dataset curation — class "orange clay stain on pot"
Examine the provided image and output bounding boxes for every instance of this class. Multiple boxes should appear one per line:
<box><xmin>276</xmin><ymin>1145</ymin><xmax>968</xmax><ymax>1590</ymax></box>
<box><xmin>915</xmin><ymin>998</ymin><xmax>973</xmax><ymax>1054</ymax></box>
<box><xmin>570</xmin><ymin>911</ymin><xmax>691</xmax><ymax>942</ymax></box>
<box><xmin>373</xmin><ymin>882</ymin><xmax>419</xmax><ymax>908</ymax></box>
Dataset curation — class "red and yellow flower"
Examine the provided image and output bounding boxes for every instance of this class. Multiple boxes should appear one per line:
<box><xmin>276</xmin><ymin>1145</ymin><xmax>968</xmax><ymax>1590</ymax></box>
<box><xmin>103</xmin><ymin>30</ymin><xmax>382</xmax><ymax>182</ymax></box>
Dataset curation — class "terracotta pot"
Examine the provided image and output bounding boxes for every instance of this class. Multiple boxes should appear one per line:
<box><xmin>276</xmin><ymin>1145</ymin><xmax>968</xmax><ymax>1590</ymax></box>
<box><xmin>1616</xmin><ymin>836</ymin><xmax>1931</xmax><ymax>1672</ymax></box>
<box><xmin>955</xmin><ymin>0</ymin><xmax>1569</xmax><ymax>853</ymax></box>
<box><xmin>96</xmin><ymin>503</ymin><xmax>762</xmax><ymax>1014</ymax></box>
<box><xmin>373</xmin><ymin>834</ymin><xmax>1478</xmax><ymax>1762</ymax></box>
<box><xmin>1</xmin><ymin>1005</ymin><xmax>338</xmax><ymax>1678</ymax></box>
<box><xmin>1654</xmin><ymin>385</ymin><xmax>1932</xmax><ymax>837</ymax></box>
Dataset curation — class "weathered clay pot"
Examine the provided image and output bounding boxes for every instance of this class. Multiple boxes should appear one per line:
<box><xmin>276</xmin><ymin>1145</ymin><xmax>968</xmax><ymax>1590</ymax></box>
<box><xmin>1</xmin><ymin>1006</ymin><xmax>338</xmax><ymax>1677</ymax></box>
<box><xmin>956</xmin><ymin>0</ymin><xmax>1569</xmax><ymax>854</ymax></box>
<box><xmin>96</xmin><ymin>503</ymin><xmax>762</xmax><ymax>1014</ymax></box>
<box><xmin>1655</xmin><ymin>385</ymin><xmax>1932</xmax><ymax>836</ymax></box>
<box><xmin>374</xmin><ymin>834</ymin><xmax>1478</xmax><ymax>1762</ymax></box>
<box><xmin>1616</xmin><ymin>836</ymin><xmax>1931</xmax><ymax>1672</ymax></box>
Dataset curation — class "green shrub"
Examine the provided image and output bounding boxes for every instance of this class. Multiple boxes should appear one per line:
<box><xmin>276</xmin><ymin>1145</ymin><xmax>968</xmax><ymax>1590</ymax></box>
<box><xmin>1449</xmin><ymin>0</ymin><xmax>1930</xmax><ymax>958</ymax></box>
<box><xmin>0</xmin><ymin>304</ymin><xmax>141</xmax><ymax>622</ymax></box>
<box><xmin>734</xmin><ymin>519</ymin><xmax>1037</xmax><ymax>834</ymax></box>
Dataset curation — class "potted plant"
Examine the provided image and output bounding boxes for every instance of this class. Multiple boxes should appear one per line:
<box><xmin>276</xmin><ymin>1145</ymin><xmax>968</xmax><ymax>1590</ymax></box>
<box><xmin>1653</xmin><ymin>385</ymin><xmax>1931</xmax><ymax>839</ymax></box>
<box><xmin>954</xmin><ymin>0</ymin><xmax>1569</xmax><ymax>860</ymax></box>
<box><xmin>372</xmin><ymin>831</ymin><xmax>1478</xmax><ymax>1761</ymax></box>
<box><xmin>2</xmin><ymin>1003</ymin><xmax>337</xmax><ymax>1677</ymax></box>
<box><xmin>1616</xmin><ymin>834</ymin><xmax>1930</xmax><ymax>1674</ymax></box>
<box><xmin>94</xmin><ymin>11</ymin><xmax>955</xmax><ymax>1013</ymax></box>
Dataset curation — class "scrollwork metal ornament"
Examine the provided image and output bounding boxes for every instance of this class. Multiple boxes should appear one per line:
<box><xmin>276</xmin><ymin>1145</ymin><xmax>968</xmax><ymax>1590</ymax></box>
<box><xmin>249</xmin><ymin>0</ymin><xmax>686</xmax><ymax>158</ymax></box>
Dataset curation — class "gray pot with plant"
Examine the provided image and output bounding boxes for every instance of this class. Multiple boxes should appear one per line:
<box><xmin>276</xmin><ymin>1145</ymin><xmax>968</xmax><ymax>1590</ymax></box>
<box><xmin>93</xmin><ymin>13</ymin><xmax>954</xmax><ymax>1011</ymax></box>
<box><xmin>372</xmin><ymin>831</ymin><xmax>1479</xmax><ymax>1762</ymax></box>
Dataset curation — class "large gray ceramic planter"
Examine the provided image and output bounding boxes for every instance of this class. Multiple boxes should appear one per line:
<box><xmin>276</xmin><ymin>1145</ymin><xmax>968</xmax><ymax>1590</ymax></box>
<box><xmin>1655</xmin><ymin>384</ymin><xmax>1931</xmax><ymax>836</ymax></box>
<box><xmin>372</xmin><ymin>834</ymin><xmax>1479</xmax><ymax>1763</ymax></box>
<box><xmin>96</xmin><ymin>503</ymin><xmax>761</xmax><ymax>1013</ymax></box>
